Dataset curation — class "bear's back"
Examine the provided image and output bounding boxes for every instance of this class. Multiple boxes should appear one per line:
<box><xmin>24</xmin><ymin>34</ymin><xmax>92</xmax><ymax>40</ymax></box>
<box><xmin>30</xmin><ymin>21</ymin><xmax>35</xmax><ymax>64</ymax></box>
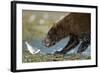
<box><xmin>63</xmin><ymin>13</ymin><xmax>91</xmax><ymax>35</ymax></box>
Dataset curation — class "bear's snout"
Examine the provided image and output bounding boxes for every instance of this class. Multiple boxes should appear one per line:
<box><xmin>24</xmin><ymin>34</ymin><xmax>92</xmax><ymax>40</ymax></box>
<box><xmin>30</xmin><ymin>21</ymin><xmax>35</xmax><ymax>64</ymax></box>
<box><xmin>43</xmin><ymin>37</ymin><xmax>51</xmax><ymax>47</ymax></box>
<box><xmin>43</xmin><ymin>36</ymin><xmax>56</xmax><ymax>47</ymax></box>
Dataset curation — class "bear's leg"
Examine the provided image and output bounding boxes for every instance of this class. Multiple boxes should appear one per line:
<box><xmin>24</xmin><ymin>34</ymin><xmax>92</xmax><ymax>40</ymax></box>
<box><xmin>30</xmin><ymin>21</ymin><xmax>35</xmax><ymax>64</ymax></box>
<box><xmin>77</xmin><ymin>32</ymin><xmax>90</xmax><ymax>54</ymax></box>
<box><xmin>77</xmin><ymin>41</ymin><xmax>90</xmax><ymax>54</ymax></box>
<box><xmin>55</xmin><ymin>35</ymin><xmax>79</xmax><ymax>54</ymax></box>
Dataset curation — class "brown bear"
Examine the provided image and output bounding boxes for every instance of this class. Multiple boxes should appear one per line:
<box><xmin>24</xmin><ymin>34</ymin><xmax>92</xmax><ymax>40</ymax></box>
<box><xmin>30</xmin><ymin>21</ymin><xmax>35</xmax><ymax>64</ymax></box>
<box><xmin>43</xmin><ymin>13</ymin><xmax>91</xmax><ymax>54</ymax></box>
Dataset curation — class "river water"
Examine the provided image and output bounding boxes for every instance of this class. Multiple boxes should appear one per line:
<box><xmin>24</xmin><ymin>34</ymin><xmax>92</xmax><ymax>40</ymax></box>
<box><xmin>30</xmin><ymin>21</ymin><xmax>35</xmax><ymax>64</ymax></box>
<box><xmin>23</xmin><ymin>37</ymin><xmax>90</xmax><ymax>56</ymax></box>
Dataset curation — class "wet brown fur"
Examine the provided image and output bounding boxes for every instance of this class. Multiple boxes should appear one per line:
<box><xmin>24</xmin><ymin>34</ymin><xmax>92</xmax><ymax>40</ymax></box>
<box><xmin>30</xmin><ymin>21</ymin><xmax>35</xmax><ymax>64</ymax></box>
<box><xmin>45</xmin><ymin>13</ymin><xmax>91</xmax><ymax>54</ymax></box>
<box><xmin>49</xmin><ymin>13</ymin><xmax>91</xmax><ymax>40</ymax></box>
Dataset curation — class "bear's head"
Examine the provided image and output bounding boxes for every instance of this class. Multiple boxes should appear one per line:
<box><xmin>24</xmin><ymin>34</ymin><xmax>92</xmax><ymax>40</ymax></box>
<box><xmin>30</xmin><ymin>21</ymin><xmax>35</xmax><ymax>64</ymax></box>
<box><xmin>43</xmin><ymin>22</ymin><xmax>70</xmax><ymax>47</ymax></box>
<box><xmin>43</xmin><ymin>14</ymin><xmax>71</xmax><ymax>47</ymax></box>
<box><xmin>43</xmin><ymin>25</ymin><xmax>57</xmax><ymax>47</ymax></box>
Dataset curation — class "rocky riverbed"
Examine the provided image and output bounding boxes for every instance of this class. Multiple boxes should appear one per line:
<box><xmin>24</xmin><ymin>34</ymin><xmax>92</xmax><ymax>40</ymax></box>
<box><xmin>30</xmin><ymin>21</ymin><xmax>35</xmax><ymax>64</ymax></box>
<box><xmin>22</xmin><ymin>50</ymin><xmax>91</xmax><ymax>63</ymax></box>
